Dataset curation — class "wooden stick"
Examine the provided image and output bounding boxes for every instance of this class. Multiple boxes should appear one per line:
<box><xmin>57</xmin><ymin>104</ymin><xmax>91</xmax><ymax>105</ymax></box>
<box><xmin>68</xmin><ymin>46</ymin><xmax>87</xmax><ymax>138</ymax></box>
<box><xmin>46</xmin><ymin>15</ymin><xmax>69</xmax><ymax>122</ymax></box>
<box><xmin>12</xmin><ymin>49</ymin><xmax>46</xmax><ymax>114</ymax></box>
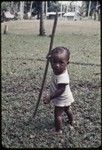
<box><xmin>33</xmin><ymin>12</ymin><xmax>58</xmax><ymax>118</ymax></box>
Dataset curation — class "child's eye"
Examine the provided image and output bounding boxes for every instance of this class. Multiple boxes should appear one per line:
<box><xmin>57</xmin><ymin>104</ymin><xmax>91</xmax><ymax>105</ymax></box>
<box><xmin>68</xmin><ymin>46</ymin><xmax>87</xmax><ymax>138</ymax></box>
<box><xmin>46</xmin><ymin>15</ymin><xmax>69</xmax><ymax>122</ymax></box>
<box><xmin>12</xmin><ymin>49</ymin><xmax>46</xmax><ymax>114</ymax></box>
<box><xmin>52</xmin><ymin>60</ymin><xmax>57</xmax><ymax>63</ymax></box>
<box><xmin>60</xmin><ymin>61</ymin><xmax>64</xmax><ymax>64</ymax></box>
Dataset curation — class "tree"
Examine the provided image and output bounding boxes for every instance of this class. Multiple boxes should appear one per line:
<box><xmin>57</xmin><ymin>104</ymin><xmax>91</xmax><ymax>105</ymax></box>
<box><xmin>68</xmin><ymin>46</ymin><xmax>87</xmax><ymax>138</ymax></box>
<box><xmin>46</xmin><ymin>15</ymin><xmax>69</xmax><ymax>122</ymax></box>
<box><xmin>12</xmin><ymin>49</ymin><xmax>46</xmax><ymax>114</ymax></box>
<box><xmin>39</xmin><ymin>1</ymin><xmax>46</xmax><ymax>36</ymax></box>
<box><xmin>48</xmin><ymin>1</ymin><xmax>60</xmax><ymax>12</ymax></box>
<box><xmin>82</xmin><ymin>1</ymin><xmax>100</xmax><ymax>20</ymax></box>
<box><xmin>30</xmin><ymin>1</ymin><xmax>33</xmax><ymax>14</ymax></box>
<box><xmin>19</xmin><ymin>1</ymin><xmax>24</xmax><ymax>19</ymax></box>
<box><xmin>1</xmin><ymin>2</ymin><xmax>10</xmax><ymax>11</ymax></box>
<box><xmin>96</xmin><ymin>1</ymin><xmax>100</xmax><ymax>21</ymax></box>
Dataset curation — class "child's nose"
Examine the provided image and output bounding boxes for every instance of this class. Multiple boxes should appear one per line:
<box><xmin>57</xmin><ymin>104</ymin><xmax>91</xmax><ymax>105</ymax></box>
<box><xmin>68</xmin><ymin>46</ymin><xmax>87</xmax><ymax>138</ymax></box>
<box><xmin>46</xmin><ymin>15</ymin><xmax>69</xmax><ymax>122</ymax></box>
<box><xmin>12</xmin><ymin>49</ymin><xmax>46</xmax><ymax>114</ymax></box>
<box><xmin>55</xmin><ymin>63</ymin><xmax>60</xmax><ymax>68</ymax></box>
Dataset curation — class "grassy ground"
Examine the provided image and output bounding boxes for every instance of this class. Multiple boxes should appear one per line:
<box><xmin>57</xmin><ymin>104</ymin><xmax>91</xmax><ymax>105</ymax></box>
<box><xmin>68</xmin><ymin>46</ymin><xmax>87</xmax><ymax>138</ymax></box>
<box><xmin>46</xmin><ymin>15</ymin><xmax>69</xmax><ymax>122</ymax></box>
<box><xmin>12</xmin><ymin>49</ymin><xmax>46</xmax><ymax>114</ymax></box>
<box><xmin>1</xmin><ymin>19</ymin><xmax>101</xmax><ymax>148</ymax></box>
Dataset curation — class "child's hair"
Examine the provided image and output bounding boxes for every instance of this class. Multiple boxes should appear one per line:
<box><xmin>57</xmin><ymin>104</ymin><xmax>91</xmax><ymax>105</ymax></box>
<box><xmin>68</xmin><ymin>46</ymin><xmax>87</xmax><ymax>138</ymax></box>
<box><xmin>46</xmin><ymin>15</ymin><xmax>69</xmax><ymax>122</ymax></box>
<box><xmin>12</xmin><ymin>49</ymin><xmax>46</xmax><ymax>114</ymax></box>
<box><xmin>50</xmin><ymin>46</ymin><xmax>70</xmax><ymax>61</ymax></box>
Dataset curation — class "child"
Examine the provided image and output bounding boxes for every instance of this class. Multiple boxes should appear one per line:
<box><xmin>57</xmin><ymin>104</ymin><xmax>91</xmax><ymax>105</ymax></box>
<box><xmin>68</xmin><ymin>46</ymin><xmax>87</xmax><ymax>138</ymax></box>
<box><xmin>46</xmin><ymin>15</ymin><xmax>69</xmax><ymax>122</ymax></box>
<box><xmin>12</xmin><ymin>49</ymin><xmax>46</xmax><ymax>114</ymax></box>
<box><xmin>43</xmin><ymin>46</ymin><xmax>74</xmax><ymax>133</ymax></box>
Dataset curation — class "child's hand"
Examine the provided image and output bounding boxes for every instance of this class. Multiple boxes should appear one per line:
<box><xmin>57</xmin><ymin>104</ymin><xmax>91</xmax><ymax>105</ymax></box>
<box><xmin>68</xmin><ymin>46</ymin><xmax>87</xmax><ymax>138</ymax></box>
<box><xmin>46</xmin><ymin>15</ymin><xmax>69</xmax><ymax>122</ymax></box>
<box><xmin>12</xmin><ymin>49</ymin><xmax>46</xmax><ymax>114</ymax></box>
<box><xmin>46</xmin><ymin>53</ymin><xmax>51</xmax><ymax>60</ymax></box>
<box><xmin>43</xmin><ymin>93</ymin><xmax>50</xmax><ymax>104</ymax></box>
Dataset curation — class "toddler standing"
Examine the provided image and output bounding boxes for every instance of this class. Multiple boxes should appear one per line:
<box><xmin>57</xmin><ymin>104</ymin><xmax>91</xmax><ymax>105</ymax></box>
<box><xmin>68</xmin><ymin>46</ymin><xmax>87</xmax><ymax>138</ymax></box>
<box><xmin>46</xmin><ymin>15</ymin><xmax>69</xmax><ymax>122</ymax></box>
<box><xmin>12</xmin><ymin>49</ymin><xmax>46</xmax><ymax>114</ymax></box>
<box><xmin>43</xmin><ymin>46</ymin><xmax>74</xmax><ymax>133</ymax></box>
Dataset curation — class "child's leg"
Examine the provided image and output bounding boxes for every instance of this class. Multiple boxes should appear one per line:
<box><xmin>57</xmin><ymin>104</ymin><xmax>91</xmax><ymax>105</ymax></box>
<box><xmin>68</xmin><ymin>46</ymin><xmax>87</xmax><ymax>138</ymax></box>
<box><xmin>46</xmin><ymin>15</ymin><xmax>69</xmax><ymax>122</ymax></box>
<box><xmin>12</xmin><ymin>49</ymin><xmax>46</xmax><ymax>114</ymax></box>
<box><xmin>64</xmin><ymin>106</ymin><xmax>74</xmax><ymax>125</ymax></box>
<box><xmin>54</xmin><ymin>106</ymin><xmax>63</xmax><ymax>132</ymax></box>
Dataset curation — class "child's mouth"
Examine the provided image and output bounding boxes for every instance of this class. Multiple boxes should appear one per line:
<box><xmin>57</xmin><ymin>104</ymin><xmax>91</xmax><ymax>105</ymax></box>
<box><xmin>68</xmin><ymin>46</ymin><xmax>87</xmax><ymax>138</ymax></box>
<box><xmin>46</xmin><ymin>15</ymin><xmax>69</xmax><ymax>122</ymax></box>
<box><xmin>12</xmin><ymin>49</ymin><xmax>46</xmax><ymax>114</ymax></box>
<box><xmin>53</xmin><ymin>69</ymin><xmax>62</xmax><ymax>74</ymax></box>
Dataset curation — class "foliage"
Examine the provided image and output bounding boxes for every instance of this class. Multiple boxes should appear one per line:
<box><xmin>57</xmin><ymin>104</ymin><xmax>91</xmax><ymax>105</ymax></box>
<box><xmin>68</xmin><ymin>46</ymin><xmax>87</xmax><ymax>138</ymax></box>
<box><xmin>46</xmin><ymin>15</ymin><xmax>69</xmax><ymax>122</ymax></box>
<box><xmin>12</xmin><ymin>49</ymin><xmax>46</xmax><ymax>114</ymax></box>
<box><xmin>48</xmin><ymin>1</ymin><xmax>60</xmax><ymax>12</ymax></box>
<box><xmin>82</xmin><ymin>1</ymin><xmax>100</xmax><ymax>17</ymax></box>
<box><xmin>1</xmin><ymin>2</ymin><xmax>10</xmax><ymax>11</ymax></box>
<box><xmin>1</xmin><ymin>1</ymin><xmax>60</xmax><ymax>15</ymax></box>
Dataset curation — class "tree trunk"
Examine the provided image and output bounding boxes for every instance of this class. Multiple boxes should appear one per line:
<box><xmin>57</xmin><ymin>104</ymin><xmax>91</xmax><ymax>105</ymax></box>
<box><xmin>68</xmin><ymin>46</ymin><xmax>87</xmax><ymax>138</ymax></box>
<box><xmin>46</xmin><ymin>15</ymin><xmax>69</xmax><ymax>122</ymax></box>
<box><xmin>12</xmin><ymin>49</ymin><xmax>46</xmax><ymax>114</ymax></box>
<box><xmin>20</xmin><ymin>1</ymin><xmax>24</xmax><ymax>19</ymax></box>
<box><xmin>10</xmin><ymin>1</ymin><xmax>14</xmax><ymax>13</ymax></box>
<box><xmin>88</xmin><ymin>1</ymin><xmax>91</xmax><ymax>18</ymax></box>
<box><xmin>39</xmin><ymin>1</ymin><xmax>46</xmax><ymax>36</ymax></box>
<box><xmin>30</xmin><ymin>2</ymin><xmax>33</xmax><ymax>14</ymax></box>
<box><xmin>96</xmin><ymin>1</ymin><xmax>100</xmax><ymax>21</ymax></box>
<box><xmin>45</xmin><ymin>1</ymin><xmax>47</xmax><ymax>18</ymax></box>
<box><xmin>4</xmin><ymin>25</ymin><xmax>8</xmax><ymax>34</ymax></box>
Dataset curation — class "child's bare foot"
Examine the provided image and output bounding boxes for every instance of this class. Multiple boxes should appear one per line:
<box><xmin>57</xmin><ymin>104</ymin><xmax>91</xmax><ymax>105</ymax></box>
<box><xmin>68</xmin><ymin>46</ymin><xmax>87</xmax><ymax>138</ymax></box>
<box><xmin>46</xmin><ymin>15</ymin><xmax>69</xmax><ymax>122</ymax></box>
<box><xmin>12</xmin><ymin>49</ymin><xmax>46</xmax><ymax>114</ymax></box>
<box><xmin>56</xmin><ymin>130</ymin><xmax>62</xmax><ymax>134</ymax></box>
<box><xmin>50</xmin><ymin>128</ymin><xmax>62</xmax><ymax>134</ymax></box>
<box><xmin>68</xmin><ymin>120</ymin><xmax>75</xmax><ymax>126</ymax></box>
<box><xmin>69</xmin><ymin>121</ymin><xmax>75</xmax><ymax>130</ymax></box>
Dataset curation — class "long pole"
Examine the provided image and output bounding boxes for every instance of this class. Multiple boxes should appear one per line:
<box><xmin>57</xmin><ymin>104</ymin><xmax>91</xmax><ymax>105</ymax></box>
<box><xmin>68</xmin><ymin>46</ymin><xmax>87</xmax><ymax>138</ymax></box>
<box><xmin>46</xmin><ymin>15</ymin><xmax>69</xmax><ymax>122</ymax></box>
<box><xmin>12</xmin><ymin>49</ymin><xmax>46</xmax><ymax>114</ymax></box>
<box><xmin>33</xmin><ymin>12</ymin><xmax>58</xmax><ymax>119</ymax></box>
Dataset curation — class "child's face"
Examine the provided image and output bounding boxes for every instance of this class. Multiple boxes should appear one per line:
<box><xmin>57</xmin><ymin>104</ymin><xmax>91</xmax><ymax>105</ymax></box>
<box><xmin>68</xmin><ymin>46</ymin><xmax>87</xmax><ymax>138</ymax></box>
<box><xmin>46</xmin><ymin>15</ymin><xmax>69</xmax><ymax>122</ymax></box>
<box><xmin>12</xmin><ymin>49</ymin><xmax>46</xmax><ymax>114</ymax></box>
<box><xmin>50</xmin><ymin>52</ymin><xmax>69</xmax><ymax>75</ymax></box>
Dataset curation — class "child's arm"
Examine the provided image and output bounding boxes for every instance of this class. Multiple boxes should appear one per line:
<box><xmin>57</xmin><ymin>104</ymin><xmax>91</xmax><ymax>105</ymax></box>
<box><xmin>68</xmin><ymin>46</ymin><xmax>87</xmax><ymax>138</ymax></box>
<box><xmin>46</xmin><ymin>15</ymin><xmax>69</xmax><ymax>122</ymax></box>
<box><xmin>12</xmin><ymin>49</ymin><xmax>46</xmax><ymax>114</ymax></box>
<box><xmin>43</xmin><ymin>84</ymin><xmax>66</xmax><ymax>104</ymax></box>
<box><xmin>50</xmin><ymin>84</ymin><xmax>66</xmax><ymax>99</ymax></box>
